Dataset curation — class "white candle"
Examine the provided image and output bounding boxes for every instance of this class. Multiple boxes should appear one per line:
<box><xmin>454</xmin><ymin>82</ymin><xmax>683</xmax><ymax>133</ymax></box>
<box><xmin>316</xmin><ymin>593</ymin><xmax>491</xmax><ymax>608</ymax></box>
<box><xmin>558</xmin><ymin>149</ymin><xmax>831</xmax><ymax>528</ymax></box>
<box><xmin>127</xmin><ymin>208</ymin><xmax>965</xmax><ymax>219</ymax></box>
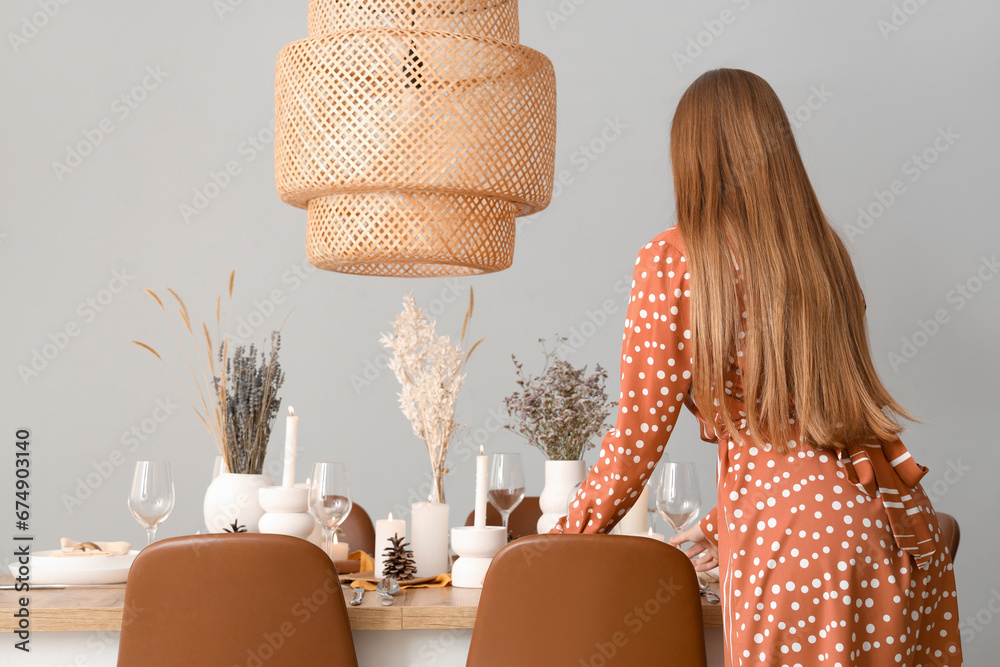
<box><xmin>374</xmin><ymin>512</ymin><xmax>406</xmax><ymax>577</ymax></box>
<box><xmin>474</xmin><ymin>445</ymin><xmax>488</xmax><ymax>528</ymax></box>
<box><xmin>411</xmin><ymin>501</ymin><xmax>450</xmax><ymax>577</ymax></box>
<box><xmin>328</xmin><ymin>533</ymin><xmax>349</xmax><ymax>560</ymax></box>
<box><xmin>617</xmin><ymin>483</ymin><xmax>649</xmax><ymax>535</ymax></box>
<box><xmin>282</xmin><ymin>407</ymin><xmax>298</xmax><ymax>488</ymax></box>
<box><xmin>642</xmin><ymin>526</ymin><xmax>665</xmax><ymax>542</ymax></box>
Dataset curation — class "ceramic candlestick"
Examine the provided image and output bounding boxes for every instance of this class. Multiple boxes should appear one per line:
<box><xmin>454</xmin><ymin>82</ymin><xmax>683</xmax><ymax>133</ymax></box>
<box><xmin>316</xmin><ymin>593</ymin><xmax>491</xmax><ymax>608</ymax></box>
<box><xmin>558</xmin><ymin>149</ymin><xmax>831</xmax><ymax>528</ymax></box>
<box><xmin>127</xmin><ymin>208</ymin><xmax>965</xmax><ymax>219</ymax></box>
<box><xmin>450</xmin><ymin>525</ymin><xmax>507</xmax><ymax>589</ymax></box>
<box><xmin>258</xmin><ymin>486</ymin><xmax>313</xmax><ymax>539</ymax></box>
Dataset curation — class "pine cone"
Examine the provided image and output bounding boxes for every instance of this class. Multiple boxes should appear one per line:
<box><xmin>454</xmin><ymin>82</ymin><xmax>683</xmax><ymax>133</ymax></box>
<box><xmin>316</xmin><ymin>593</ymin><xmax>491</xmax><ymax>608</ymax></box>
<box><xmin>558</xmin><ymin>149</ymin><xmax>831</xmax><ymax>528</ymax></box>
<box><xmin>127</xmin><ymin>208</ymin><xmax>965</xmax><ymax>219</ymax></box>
<box><xmin>224</xmin><ymin>519</ymin><xmax>247</xmax><ymax>533</ymax></box>
<box><xmin>382</xmin><ymin>533</ymin><xmax>417</xmax><ymax>580</ymax></box>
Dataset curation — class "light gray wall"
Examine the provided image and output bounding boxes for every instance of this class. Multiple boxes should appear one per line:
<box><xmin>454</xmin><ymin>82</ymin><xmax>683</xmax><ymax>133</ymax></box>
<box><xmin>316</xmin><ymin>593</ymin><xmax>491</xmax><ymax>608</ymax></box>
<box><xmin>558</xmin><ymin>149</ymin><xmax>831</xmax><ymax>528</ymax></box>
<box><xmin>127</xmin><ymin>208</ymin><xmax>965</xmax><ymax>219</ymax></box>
<box><xmin>2</xmin><ymin>0</ymin><xmax>997</xmax><ymax>662</ymax></box>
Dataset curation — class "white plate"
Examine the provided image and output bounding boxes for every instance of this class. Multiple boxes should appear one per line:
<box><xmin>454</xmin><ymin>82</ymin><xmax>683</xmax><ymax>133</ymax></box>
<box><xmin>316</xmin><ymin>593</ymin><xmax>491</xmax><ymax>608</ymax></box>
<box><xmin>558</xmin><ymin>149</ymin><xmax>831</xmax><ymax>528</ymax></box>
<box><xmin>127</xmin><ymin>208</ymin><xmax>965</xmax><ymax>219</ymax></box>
<box><xmin>7</xmin><ymin>549</ymin><xmax>138</xmax><ymax>585</ymax></box>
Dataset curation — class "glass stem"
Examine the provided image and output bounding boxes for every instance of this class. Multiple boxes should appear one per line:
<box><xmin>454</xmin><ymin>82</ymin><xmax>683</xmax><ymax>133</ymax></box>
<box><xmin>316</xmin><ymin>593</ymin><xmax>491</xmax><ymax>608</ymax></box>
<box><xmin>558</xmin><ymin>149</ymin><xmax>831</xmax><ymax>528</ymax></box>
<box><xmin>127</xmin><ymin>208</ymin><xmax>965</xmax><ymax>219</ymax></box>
<box><xmin>146</xmin><ymin>527</ymin><xmax>156</xmax><ymax>547</ymax></box>
<box><xmin>501</xmin><ymin>512</ymin><xmax>510</xmax><ymax>530</ymax></box>
<box><xmin>323</xmin><ymin>528</ymin><xmax>334</xmax><ymax>559</ymax></box>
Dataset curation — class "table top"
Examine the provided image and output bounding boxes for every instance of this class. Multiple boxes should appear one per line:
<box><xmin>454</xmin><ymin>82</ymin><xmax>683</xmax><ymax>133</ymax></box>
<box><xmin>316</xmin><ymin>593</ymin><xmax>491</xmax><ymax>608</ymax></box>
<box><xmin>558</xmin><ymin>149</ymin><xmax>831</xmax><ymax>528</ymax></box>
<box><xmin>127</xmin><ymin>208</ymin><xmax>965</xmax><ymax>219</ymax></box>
<box><xmin>0</xmin><ymin>574</ymin><xmax>723</xmax><ymax>632</ymax></box>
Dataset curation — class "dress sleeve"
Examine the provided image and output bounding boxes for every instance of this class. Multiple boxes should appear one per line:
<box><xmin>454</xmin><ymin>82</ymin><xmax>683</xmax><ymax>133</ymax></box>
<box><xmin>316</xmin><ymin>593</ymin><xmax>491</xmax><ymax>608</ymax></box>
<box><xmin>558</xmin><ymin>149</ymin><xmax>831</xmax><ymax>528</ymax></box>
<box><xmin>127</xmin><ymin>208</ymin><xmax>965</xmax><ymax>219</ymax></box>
<box><xmin>699</xmin><ymin>507</ymin><xmax>720</xmax><ymax>545</ymax></box>
<box><xmin>552</xmin><ymin>237</ymin><xmax>694</xmax><ymax>534</ymax></box>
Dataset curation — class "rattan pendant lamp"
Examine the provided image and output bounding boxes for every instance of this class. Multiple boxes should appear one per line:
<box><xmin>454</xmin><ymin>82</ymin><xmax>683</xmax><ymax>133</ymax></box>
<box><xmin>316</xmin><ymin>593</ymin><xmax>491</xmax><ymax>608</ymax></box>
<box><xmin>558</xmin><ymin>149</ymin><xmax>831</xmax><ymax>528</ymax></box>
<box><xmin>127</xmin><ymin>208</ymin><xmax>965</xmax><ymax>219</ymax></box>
<box><xmin>274</xmin><ymin>0</ymin><xmax>557</xmax><ymax>277</ymax></box>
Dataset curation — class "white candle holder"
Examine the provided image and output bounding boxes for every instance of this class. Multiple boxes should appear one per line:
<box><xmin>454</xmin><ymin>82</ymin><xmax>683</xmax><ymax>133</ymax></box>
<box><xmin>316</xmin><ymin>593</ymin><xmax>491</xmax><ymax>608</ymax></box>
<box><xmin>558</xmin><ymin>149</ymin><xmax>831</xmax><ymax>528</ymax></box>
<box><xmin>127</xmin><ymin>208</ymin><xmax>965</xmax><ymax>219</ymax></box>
<box><xmin>450</xmin><ymin>526</ymin><xmax>507</xmax><ymax>589</ymax></box>
<box><xmin>258</xmin><ymin>486</ymin><xmax>314</xmax><ymax>539</ymax></box>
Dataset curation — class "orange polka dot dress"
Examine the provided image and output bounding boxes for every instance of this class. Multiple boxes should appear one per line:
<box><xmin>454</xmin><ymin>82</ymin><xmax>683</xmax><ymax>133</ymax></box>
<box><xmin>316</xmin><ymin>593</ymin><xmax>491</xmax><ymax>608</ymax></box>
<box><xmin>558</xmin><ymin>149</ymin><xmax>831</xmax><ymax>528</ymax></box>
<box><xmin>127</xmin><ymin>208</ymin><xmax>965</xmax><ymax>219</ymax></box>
<box><xmin>553</xmin><ymin>227</ymin><xmax>963</xmax><ymax>666</ymax></box>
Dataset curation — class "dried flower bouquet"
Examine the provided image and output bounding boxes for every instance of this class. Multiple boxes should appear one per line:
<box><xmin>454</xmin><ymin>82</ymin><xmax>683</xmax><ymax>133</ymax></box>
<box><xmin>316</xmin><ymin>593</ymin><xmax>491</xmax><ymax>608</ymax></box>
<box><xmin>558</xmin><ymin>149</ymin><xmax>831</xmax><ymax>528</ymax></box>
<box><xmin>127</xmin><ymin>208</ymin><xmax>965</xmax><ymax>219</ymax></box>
<box><xmin>380</xmin><ymin>290</ymin><xmax>481</xmax><ymax>503</ymax></box>
<box><xmin>505</xmin><ymin>337</ymin><xmax>616</xmax><ymax>461</ymax></box>
<box><xmin>133</xmin><ymin>272</ymin><xmax>285</xmax><ymax>475</ymax></box>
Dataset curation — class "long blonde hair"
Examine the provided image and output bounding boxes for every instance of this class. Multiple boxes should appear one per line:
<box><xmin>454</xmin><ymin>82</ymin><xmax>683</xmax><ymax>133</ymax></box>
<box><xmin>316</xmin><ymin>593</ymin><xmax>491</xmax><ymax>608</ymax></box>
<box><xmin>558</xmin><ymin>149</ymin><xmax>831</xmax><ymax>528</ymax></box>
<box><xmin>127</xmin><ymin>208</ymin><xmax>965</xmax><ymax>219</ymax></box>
<box><xmin>671</xmin><ymin>69</ymin><xmax>912</xmax><ymax>451</ymax></box>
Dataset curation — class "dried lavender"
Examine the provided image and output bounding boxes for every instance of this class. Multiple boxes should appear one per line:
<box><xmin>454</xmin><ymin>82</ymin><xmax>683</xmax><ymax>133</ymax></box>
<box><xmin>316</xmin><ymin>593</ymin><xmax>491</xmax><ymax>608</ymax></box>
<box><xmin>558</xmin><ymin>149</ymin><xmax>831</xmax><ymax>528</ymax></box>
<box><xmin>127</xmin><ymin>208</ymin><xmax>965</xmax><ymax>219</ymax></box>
<box><xmin>504</xmin><ymin>337</ymin><xmax>616</xmax><ymax>461</ymax></box>
<box><xmin>214</xmin><ymin>331</ymin><xmax>285</xmax><ymax>475</ymax></box>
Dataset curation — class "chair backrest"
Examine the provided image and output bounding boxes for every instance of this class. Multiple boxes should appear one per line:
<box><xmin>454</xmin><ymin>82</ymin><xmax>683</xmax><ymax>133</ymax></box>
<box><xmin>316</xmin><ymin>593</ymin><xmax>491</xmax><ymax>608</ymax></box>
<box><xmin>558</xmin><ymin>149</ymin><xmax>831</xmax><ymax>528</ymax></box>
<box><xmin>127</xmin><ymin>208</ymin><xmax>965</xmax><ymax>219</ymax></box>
<box><xmin>937</xmin><ymin>512</ymin><xmax>960</xmax><ymax>559</ymax></box>
<box><xmin>467</xmin><ymin>534</ymin><xmax>707</xmax><ymax>667</ymax></box>
<box><xmin>117</xmin><ymin>534</ymin><xmax>357</xmax><ymax>667</ymax></box>
<box><xmin>464</xmin><ymin>496</ymin><xmax>542</xmax><ymax>540</ymax></box>
<box><xmin>340</xmin><ymin>502</ymin><xmax>376</xmax><ymax>555</ymax></box>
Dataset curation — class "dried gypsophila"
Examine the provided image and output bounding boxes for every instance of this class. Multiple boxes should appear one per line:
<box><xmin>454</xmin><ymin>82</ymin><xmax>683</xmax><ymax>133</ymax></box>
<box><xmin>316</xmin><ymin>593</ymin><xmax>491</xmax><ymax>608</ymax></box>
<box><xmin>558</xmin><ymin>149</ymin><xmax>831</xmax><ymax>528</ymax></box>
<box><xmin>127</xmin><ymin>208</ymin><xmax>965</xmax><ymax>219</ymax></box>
<box><xmin>504</xmin><ymin>337</ymin><xmax>616</xmax><ymax>461</ymax></box>
<box><xmin>379</xmin><ymin>290</ymin><xmax>482</xmax><ymax>502</ymax></box>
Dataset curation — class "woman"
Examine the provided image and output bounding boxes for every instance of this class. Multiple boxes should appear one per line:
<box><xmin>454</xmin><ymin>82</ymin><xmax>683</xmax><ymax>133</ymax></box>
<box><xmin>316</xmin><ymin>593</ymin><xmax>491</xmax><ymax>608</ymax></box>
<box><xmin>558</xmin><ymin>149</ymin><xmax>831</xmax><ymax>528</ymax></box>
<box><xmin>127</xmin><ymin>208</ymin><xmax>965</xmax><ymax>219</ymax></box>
<box><xmin>552</xmin><ymin>69</ymin><xmax>962</xmax><ymax>666</ymax></box>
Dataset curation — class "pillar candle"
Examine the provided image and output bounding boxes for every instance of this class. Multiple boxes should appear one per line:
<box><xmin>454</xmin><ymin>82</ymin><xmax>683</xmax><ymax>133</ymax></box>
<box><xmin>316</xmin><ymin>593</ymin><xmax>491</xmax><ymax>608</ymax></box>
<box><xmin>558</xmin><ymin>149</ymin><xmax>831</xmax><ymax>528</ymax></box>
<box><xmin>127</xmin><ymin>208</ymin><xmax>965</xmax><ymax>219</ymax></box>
<box><xmin>617</xmin><ymin>483</ymin><xmax>649</xmax><ymax>535</ymax></box>
<box><xmin>640</xmin><ymin>526</ymin><xmax>665</xmax><ymax>542</ymax></box>
<box><xmin>374</xmin><ymin>513</ymin><xmax>406</xmax><ymax>577</ymax></box>
<box><xmin>282</xmin><ymin>407</ymin><xmax>298</xmax><ymax>488</ymax></box>
<box><xmin>474</xmin><ymin>446</ymin><xmax>488</xmax><ymax>528</ymax></box>
<box><xmin>328</xmin><ymin>533</ymin><xmax>349</xmax><ymax>560</ymax></box>
<box><xmin>410</xmin><ymin>501</ymin><xmax>450</xmax><ymax>576</ymax></box>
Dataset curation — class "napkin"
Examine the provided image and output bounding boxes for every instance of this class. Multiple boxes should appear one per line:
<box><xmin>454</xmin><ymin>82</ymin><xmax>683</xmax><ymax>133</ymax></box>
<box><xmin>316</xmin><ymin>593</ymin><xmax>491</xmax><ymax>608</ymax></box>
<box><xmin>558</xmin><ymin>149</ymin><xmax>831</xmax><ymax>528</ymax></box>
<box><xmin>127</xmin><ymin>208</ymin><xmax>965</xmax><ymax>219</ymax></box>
<box><xmin>52</xmin><ymin>538</ymin><xmax>131</xmax><ymax>557</ymax></box>
<box><xmin>349</xmin><ymin>550</ymin><xmax>374</xmax><ymax>572</ymax></box>
<box><xmin>348</xmin><ymin>573</ymin><xmax>452</xmax><ymax>591</ymax></box>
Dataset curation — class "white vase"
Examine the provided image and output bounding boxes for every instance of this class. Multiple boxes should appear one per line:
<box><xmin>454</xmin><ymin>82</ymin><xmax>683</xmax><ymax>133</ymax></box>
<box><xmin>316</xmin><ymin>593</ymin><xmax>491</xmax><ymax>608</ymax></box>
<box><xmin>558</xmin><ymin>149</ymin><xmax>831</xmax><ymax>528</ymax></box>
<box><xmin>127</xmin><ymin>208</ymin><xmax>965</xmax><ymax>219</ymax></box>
<box><xmin>203</xmin><ymin>473</ymin><xmax>273</xmax><ymax>533</ymax></box>
<box><xmin>537</xmin><ymin>459</ymin><xmax>588</xmax><ymax>534</ymax></box>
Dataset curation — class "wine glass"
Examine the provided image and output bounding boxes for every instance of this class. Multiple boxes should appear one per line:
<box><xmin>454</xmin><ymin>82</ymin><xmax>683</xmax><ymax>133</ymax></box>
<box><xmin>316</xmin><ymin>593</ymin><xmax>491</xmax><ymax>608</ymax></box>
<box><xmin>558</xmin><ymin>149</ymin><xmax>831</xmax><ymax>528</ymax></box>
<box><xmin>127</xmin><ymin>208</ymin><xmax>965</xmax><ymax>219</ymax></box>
<box><xmin>129</xmin><ymin>461</ymin><xmax>175</xmax><ymax>547</ymax></box>
<box><xmin>655</xmin><ymin>462</ymin><xmax>701</xmax><ymax>536</ymax></box>
<box><xmin>646</xmin><ymin>477</ymin><xmax>659</xmax><ymax>532</ymax></box>
<box><xmin>308</xmin><ymin>462</ymin><xmax>353</xmax><ymax>560</ymax></box>
<box><xmin>211</xmin><ymin>455</ymin><xmax>226</xmax><ymax>481</ymax></box>
<box><xmin>488</xmin><ymin>453</ymin><xmax>524</xmax><ymax>531</ymax></box>
<box><xmin>648</xmin><ymin>454</ymin><xmax>667</xmax><ymax>532</ymax></box>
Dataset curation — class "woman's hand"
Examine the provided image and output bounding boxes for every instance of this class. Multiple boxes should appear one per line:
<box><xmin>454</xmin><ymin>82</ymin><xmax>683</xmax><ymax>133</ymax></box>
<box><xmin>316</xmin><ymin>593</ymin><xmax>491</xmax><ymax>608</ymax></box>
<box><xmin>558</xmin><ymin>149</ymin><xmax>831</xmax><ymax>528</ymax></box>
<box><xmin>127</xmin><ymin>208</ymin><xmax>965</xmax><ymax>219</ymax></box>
<box><xmin>668</xmin><ymin>523</ymin><xmax>719</xmax><ymax>572</ymax></box>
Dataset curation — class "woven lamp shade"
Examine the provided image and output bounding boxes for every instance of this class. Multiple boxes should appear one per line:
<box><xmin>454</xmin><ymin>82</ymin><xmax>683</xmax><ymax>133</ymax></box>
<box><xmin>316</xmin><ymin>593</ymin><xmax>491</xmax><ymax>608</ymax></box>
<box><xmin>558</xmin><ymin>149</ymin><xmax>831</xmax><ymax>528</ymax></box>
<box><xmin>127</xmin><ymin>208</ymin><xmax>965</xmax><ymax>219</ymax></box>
<box><xmin>274</xmin><ymin>0</ymin><xmax>557</xmax><ymax>277</ymax></box>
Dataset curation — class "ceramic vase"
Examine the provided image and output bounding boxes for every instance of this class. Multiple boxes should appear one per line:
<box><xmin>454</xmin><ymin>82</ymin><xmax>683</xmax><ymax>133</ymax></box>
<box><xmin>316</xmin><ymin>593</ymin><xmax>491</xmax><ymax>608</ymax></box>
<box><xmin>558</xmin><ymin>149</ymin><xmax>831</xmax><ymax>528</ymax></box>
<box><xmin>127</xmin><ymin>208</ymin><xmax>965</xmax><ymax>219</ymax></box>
<box><xmin>203</xmin><ymin>472</ymin><xmax>273</xmax><ymax>533</ymax></box>
<box><xmin>536</xmin><ymin>459</ymin><xmax>587</xmax><ymax>533</ymax></box>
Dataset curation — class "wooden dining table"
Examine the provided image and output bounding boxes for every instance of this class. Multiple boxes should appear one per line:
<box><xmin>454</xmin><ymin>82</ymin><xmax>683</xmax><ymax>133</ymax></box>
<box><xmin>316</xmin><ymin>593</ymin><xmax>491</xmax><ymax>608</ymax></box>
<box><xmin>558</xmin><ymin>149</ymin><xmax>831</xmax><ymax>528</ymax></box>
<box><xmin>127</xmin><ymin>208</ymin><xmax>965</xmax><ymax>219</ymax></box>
<box><xmin>0</xmin><ymin>574</ymin><xmax>725</xmax><ymax>666</ymax></box>
<box><xmin>0</xmin><ymin>574</ymin><xmax>722</xmax><ymax>631</ymax></box>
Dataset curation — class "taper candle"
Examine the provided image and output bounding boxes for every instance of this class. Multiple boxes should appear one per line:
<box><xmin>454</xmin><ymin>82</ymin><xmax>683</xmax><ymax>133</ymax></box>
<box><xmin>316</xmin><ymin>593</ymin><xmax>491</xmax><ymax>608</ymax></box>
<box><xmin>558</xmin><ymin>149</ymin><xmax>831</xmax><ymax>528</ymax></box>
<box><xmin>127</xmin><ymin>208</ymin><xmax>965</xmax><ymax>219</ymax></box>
<box><xmin>474</xmin><ymin>445</ymin><xmax>488</xmax><ymax>528</ymax></box>
<box><xmin>282</xmin><ymin>407</ymin><xmax>298</xmax><ymax>488</ymax></box>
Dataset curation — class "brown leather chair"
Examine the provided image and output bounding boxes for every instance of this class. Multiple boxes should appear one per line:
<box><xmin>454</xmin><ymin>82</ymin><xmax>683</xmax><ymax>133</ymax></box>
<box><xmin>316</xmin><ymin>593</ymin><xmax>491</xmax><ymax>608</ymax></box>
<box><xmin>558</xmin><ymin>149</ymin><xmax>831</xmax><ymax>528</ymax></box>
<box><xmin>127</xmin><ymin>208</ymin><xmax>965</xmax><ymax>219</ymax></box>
<box><xmin>464</xmin><ymin>496</ymin><xmax>542</xmax><ymax>540</ymax></box>
<box><xmin>118</xmin><ymin>534</ymin><xmax>357</xmax><ymax>667</ymax></box>
<box><xmin>937</xmin><ymin>512</ymin><xmax>960</xmax><ymax>559</ymax></box>
<box><xmin>467</xmin><ymin>534</ymin><xmax>707</xmax><ymax>666</ymax></box>
<box><xmin>339</xmin><ymin>502</ymin><xmax>376</xmax><ymax>555</ymax></box>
